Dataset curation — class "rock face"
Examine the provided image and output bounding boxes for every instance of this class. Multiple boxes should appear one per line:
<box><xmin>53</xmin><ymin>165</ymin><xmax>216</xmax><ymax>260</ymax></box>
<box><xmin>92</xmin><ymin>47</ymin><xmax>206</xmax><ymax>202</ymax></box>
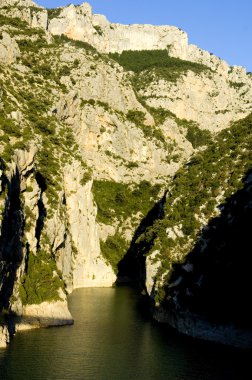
<box><xmin>0</xmin><ymin>146</ymin><xmax>116</xmax><ymax>293</ymax></box>
<box><xmin>0</xmin><ymin>32</ymin><xmax>20</xmax><ymax>64</ymax></box>
<box><xmin>63</xmin><ymin>163</ymin><xmax>116</xmax><ymax>289</ymax></box>
<box><xmin>145</xmin><ymin>250</ymin><xmax>160</xmax><ymax>296</ymax></box>
<box><xmin>55</xmin><ymin>69</ymin><xmax>180</xmax><ymax>184</ymax></box>
<box><xmin>14</xmin><ymin>300</ymin><xmax>73</xmax><ymax>331</ymax></box>
<box><xmin>48</xmin><ymin>3</ymin><xmax>188</xmax><ymax>57</ymax></box>
<box><xmin>141</xmin><ymin>68</ymin><xmax>252</xmax><ymax>132</ymax></box>
<box><xmin>0</xmin><ymin>325</ymin><xmax>10</xmax><ymax>348</ymax></box>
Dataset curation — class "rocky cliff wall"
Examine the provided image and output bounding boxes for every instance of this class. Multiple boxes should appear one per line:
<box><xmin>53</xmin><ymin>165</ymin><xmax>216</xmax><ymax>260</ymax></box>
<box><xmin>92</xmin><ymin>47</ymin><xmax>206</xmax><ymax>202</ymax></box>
<box><xmin>0</xmin><ymin>32</ymin><xmax>20</xmax><ymax>65</ymax></box>
<box><xmin>46</xmin><ymin>2</ymin><xmax>249</xmax><ymax>76</ymax></box>
<box><xmin>0</xmin><ymin>146</ymin><xmax>115</xmax><ymax>346</ymax></box>
<box><xmin>2</xmin><ymin>0</ymin><xmax>248</xmax><ymax>75</ymax></box>
<box><xmin>48</xmin><ymin>3</ymin><xmax>188</xmax><ymax>58</ymax></box>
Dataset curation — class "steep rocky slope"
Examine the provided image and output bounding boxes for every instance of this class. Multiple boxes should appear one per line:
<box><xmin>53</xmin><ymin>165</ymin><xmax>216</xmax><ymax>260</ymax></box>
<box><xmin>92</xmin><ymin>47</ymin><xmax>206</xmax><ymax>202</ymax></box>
<box><xmin>0</xmin><ymin>0</ymin><xmax>251</xmax><ymax>348</ymax></box>
<box><xmin>128</xmin><ymin>114</ymin><xmax>252</xmax><ymax>347</ymax></box>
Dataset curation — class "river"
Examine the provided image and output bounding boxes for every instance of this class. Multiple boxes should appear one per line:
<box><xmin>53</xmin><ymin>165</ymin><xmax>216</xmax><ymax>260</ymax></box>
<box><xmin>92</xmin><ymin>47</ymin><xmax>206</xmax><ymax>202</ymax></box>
<box><xmin>0</xmin><ymin>287</ymin><xmax>250</xmax><ymax>380</ymax></box>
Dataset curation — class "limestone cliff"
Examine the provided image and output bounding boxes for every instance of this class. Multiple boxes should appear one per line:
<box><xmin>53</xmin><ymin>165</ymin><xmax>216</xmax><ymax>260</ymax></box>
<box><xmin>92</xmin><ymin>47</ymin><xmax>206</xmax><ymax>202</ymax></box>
<box><xmin>0</xmin><ymin>32</ymin><xmax>20</xmax><ymax>64</ymax></box>
<box><xmin>0</xmin><ymin>1</ymin><xmax>251</xmax><ymax>348</ymax></box>
<box><xmin>48</xmin><ymin>3</ymin><xmax>187</xmax><ymax>57</ymax></box>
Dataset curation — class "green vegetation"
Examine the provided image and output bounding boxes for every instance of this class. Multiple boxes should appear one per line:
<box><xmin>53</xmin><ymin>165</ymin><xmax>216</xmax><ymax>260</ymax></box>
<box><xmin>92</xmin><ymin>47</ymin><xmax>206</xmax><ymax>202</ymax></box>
<box><xmin>93</xmin><ymin>25</ymin><xmax>103</xmax><ymax>36</ymax></box>
<box><xmin>93</xmin><ymin>180</ymin><xmax>161</xmax><ymax>225</ymax></box>
<box><xmin>19</xmin><ymin>251</ymin><xmax>63</xmax><ymax>305</ymax></box>
<box><xmin>186</xmin><ymin>124</ymin><xmax>212</xmax><ymax>148</ymax></box>
<box><xmin>80</xmin><ymin>98</ymin><xmax>112</xmax><ymax>112</ymax></box>
<box><xmin>47</xmin><ymin>8</ymin><xmax>63</xmax><ymax>20</ymax></box>
<box><xmin>146</xmin><ymin>106</ymin><xmax>175</xmax><ymax>125</ymax></box>
<box><xmin>93</xmin><ymin>180</ymin><xmax>161</xmax><ymax>272</ymax></box>
<box><xmin>125</xmin><ymin>161</ymin><xmax>139</xmax><ymax>169</ymax></box>
<box><xmin>0</xmin><ymin>117</ymin><xmax>21</xmax><ymax>138</ymax></box>
<box><xmin>52</xmin><ymin>34</ymin><xmax>98</xmax><ymax>54</ymax></box>
<box><xmin>100</xmin><ymin>233</ymin><xmax>128</xmax><ymax>273</ymax></box>
<box><xmin>18</xmin><ymin>37</ymin><xmax>48</xmax><ymax>52</ymax></box>
<box><xmin>59</xmin><ymin>65</ymin><xmax>71</xmax><ymax>77</ymax></box>
<box><xmin>229</xmin><ymin>81</ymin><xmax>246</xmax><ymax>89</ymax></box>
<box><xmin>126</xmin><ymin>109</ymin><xmax>145</xmax><ymax>125</ymax></box>
<box><xmin>80</xmin><ymin>170</ymin><xmax>92</xmax><ymax>186</ymax></box>
<box><xmin>109</xmin><ymin>50</ymin><xmax>208</xmax><ymax>84</ymax></box>
<box><xmin>0</xmin><ymin>14</ymin><xmax>28</xmax><ymax>29</ymax></box>
<box><xmin>0</xmin><ymin>14</ymin><xmax>45</xmax><ymax>39</ymax></box>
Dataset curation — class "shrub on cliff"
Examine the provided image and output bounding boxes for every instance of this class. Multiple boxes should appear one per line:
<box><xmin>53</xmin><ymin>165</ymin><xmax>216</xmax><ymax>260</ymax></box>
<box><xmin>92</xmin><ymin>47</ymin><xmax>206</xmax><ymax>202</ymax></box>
<box><xmin>19</xmin><ymin>251</ymin><xmax>63</xmax><ymax>305</ymax></box>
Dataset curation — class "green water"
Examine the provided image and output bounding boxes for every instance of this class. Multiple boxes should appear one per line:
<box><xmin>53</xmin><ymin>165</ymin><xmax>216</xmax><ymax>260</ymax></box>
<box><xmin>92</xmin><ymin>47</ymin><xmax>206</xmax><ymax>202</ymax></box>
<box><xmin>0</xmin><ymin>287</ymin><xmax>250</xmax><ymax>380</ymax></box>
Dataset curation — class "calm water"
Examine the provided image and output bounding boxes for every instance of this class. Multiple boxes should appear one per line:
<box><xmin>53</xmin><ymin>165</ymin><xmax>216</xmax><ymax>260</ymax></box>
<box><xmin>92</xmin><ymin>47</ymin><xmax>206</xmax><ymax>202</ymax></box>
<box><xmin>0</xmin><ymin>287</ymin><xmax>250</xmax><ymax>380</ymax></box>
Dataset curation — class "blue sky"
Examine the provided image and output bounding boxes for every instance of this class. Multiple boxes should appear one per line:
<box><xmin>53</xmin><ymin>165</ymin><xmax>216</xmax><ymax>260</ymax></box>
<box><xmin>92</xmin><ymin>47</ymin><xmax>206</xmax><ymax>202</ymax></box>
<box><xmin>37</xmin><ymin>1</ymin><xmax>252</xmax><ymax>71</ymax></box>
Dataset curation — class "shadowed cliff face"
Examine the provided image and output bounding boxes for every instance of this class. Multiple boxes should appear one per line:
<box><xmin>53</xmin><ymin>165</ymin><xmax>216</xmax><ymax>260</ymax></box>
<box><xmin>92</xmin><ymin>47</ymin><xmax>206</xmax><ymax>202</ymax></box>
<box><xmin>162</xmin><ymin>170</ymin><xmax>252</xmax><ymax>328</ymax></box>
<box><xmin>116</xmin><ymin>192</ymin><xmax>167</xmax><ymax>286</ymax></box>
<box><xmin>0</xmin><ymin>168</ymin><xmax>23</xmax><ymax>311</ymax></box>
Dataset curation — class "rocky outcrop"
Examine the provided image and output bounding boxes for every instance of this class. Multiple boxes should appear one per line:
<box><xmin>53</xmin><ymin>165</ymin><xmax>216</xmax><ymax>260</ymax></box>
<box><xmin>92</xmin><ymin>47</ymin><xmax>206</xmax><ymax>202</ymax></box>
<box><xmin>0</xmin><ymin>325</ymin><xmax>10</xmax><ymax>348</ymax></box>
<box><xmin>141</xmin><ymin>69</ymin><xmax>252</xmax><ymax>131</ymax></box>
<box><xmin>48</xmin><ymin>3</ymin><xmax>188</xmax><ymax>57</ymax></box>
<box><xmin>14</xmin><ymin>300</ymin><xmax>73</xmax><ymax>331</ymax></box>
<box><xmin>62</xmin><ymin>163</ymin><xmax>116</xmax><ymax>288</ymax></box>
<box><xmin>154</xmin><ymin>307</ymin><xmax>252</xmax><ymax>349</ymax></box>
<box><xmin>0</xmin><ymin>0</ymin><xmax>40</xmax><ymax>7</ymax></box>
<box><xmin>55</xmin><ymin>53</ymin><xmax>183</xmax><ymax>183</ymax></box>
<box><xmin>1</xmin><ymin>1</ymin><xmax>249</xmax><ymax>75</ymax></box>
<box><xmin>0</xmin><ymin>32</ymin><xmax>20</xmax><ymax>64</ymax></box>
<box><xmin>0</xmin><ymin>0</ymin><xmax>48</xmax><ymax>29</ymax></box>
<box><xmin>145</xmin><ymin>250</ymin><xmax>160</xmax><ymax>296</ymax></box>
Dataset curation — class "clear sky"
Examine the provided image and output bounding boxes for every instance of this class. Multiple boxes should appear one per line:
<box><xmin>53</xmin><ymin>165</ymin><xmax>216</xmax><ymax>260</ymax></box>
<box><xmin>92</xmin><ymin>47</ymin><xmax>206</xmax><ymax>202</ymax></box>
<box><xmin>37</xmin><ymin>1</ymin><xmax>252</xmax><ymax>72</ymax></box>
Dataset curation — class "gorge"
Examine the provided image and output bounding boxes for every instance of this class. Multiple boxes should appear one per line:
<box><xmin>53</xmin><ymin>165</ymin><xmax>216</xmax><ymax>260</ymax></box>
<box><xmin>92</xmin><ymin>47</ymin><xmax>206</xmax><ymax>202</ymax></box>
<box><xmin>0</xmin><ymin>0</ymin><xmax>252</xmax><ymax>353</ymax></box>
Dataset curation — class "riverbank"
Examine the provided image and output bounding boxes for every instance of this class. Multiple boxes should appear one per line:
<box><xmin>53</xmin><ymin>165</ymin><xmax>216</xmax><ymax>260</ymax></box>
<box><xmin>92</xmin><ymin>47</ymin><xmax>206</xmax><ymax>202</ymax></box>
<box><xmin>0</xmin><ymin>300</ymin><xmax>73</xmax><ymax>348</ymax></box>
<box><xmin>154</xmin><ymin>306</ymin><xmax>252</xmax><ymax>349</ymax></box>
